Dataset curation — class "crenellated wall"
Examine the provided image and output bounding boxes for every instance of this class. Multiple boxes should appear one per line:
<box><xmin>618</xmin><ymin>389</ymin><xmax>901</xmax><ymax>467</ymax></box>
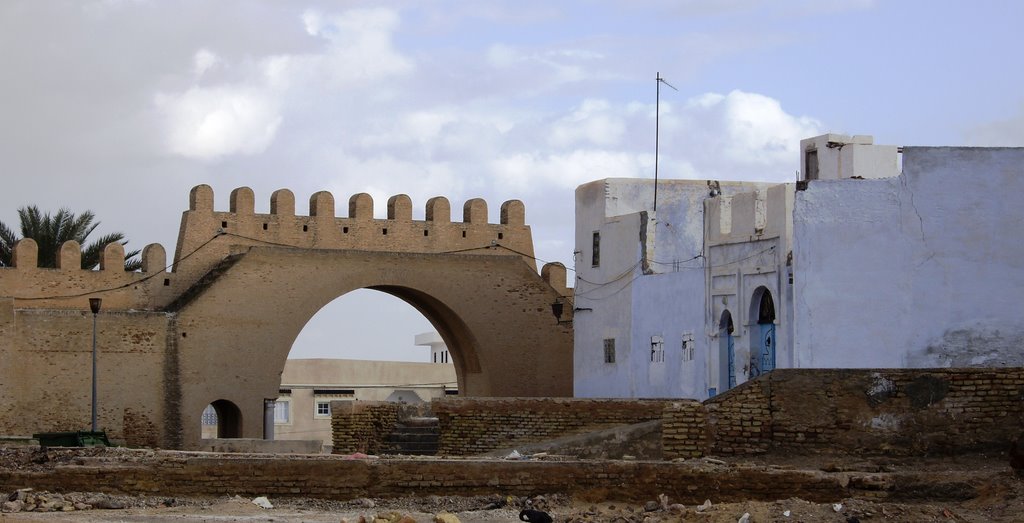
<box><xmin>1</xmin><ymin>185</ymin><xmax>538</xmax><ymax>313</ymax></box>
<box><xmin>172</xmin><ymin>185</ymin><xmax>537</xmax><ymax>289</ymax></box>
<box><xmin>0</xmin><ymin>185</ymin><xmax>572</xmax><ymax>448</ymax></box>
<box><xmin>705</xmin><ymin>184</ymin><xmax>792</xmax><ymax>246</ymax></box>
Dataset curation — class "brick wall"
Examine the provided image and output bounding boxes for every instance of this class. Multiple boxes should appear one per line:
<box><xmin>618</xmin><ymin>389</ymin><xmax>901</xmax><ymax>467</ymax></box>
<box><xmin>0</xmin><ymin>449</ymin><xmax>865</xmax><ymax>504</ymax></box>
<box><xmin>434</xmin><ymin>398</ymin><xmax>670</xmax><ymax>455</ymax></box>
<box><xmin>766</xmin><ymin>368</ymin><xmax>1024</xmax><ymax>455</ymax></box>
<box><xmin>660</xmin><ymin>401</ymin><xmax>707</xmax><ymax>460</ymax></box>
<box><xmin>704</xmin><ymin>377</ymin><xmax>772</xmax><ymax>455</ymax></box>
<box><xmin>330</xmin><ymin>401</ymin><xmax>400</xmax><ymax>455</ymax></box>
<box><xmin>659</xmin><ymin>368</ymin><xmax>1024</xmax><ymax>457</ymax></box>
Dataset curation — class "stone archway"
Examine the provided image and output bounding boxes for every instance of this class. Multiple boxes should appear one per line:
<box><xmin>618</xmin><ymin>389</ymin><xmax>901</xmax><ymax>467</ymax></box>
<box><xmin>0</xmin><ymin>185</ymin><xmax>573</xmax><ymax>450</ymax></box>
<box><xmin>170</xmin><ymin>247</ymin><xmax>572</xmax><ymax>447</ymax></box>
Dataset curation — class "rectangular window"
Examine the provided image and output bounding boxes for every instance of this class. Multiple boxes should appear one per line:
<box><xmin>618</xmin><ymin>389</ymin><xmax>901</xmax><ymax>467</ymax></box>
<box><xmin>681</xmin><ymin>332</ymin><xmax>695</xmax><ymax>362</ymax></box>
<box><xmin>603</xmin><ymin>338</ymin><xmax>616</xmax><ymax>364</ymax></box>
<box><xmin>650</xmin><ymin>336</ymin><xmax>665</xmax><ymax>363</ymax></box>
<box><xmin>315</xmin><ymin>401</ymin><xmax>331</xmax><ymax>417</ymax></box>
<box><xmin>592</xmin><ymin>231</ymin><xmax>601</xmax><ymax>267</ymax></box>
<box><xmin>273</xmin><ymin>399</ymin><xmax>290</xmax><ymax>424</ymax></box>
<box><xmin>804</xmin><ymin>149</ymin><xmax>819</xmax><ymax>180</ymax></box>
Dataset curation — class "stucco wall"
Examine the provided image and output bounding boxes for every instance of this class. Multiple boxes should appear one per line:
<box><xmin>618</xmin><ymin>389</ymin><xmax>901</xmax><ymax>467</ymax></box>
<box><xmin>793</xmin><ymin>147</ymin><xmax>1024</xmax><ymax>367</ymax></box>
<box><xmin>574</xmin><ymin>179</ymin><xmax>738</xmax><ymax>399</ymax></box>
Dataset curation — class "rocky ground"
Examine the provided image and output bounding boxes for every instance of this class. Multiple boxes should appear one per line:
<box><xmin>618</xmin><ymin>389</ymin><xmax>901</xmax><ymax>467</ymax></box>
<box><xmin>0</xmin><ymin>447</ymin><xmax>1021</xmax><ymax>522</ymax></box>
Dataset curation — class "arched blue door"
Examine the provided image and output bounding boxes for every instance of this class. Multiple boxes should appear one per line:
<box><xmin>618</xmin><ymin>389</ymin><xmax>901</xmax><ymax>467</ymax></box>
<box><xmin>718</xmin><ymin>310</ymin><xmax>735</xmax><ymax>392</ymax></box>
<box><xmin>749</xmin><ymin>290</ymin><xmax>776</xmax><ymax>379</ymax></box>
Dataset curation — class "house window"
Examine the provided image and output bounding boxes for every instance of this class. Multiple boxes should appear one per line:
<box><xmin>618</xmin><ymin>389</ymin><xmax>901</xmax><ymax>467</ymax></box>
<box><xmin>681</xmin><ymin>332</ymin><xmax>695</xmax><ymax>362</ymax></box>
<box><xmin>804</xmin><ymin>149</ymin><xmax>819</xmax><ymax>180</ymax></box>
<box><xmin>314</xmin><ymin>389</ymin><xmax>354</xmax><ymax>418</ymax></box>
<box><xmin>315</xmin><ymin>401</ymin><xmax>331</xmax><ymax>417</ymax></box>
<box><xmin>592</xmin><ymin>231</ymin><xmax>601</xmax><ymax>267</ymax></box>
<box><xmin>650</xmin><ymin>336</ymin><xmax>665</xmax><ymax>363</ymax></box>
<box><xmin>201</xmin><ymin>405</ymin><xmax>217</xmax><ymax>426</ymax></box>
<box><xmin>274</xmin><ymin>399</ymin><xmax>290</xmax><ymax>424</ymax></box>
<box><xmin>603</xmin><ymin>338</ymin><xmax>616</xmax><ymax>363</ymax></box>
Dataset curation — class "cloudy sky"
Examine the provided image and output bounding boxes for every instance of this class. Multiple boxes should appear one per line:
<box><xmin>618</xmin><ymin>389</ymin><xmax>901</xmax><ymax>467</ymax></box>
<box><xmin>2</xmin><ymin>1</ymin><xmax>1021</xmax><ymax>361</ymax></box>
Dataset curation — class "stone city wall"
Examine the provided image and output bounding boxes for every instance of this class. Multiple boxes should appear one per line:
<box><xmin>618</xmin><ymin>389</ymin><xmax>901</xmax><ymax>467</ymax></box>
<box><xmin>0</xmin><ymin>305</ymin><xmax>171</xmax><ymax>447</ymax></box>
<box><xmin>1</xmin><ymin>184</ymin><xmax>574</xmax><ymax>449</ymax></box>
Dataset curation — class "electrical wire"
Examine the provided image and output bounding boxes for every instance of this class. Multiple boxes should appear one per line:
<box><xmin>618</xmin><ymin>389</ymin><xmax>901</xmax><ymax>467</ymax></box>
<box><xmin>9</xmin><ymin>231</ymin><xmax>227</xmax><ymax>301</ymax></box>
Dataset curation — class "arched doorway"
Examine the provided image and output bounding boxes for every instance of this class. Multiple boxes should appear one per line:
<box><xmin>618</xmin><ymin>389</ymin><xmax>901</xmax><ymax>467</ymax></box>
<box><xmin>718</xmin><ymin>310</ymin><xmax>735</xmax><ymax>393</ymax></box>
<box><xmin>749</xmin><ymin>287</ymin><xmax>776</xmax><ymax>379</ymax></box>
<box><xmin>174</xmin><ymin>246</ymin><xmax>572</xmax><ymax>448</ymax></box>
<box><xmin>201</xmin><ymin>399</ymin><xmax>242</xmax><ymax>439</ymax></box>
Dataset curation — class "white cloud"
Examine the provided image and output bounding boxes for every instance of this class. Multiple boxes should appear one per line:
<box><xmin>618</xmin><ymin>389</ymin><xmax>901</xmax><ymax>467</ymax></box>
<box><xmin>548</xmin><ymin>99</ymin><xmax>626</xmax><ymax>148</ymax></box>
<box><xmin>155</xmin><ymin>7</ymin><xmax>414</xmax><ymax>162</ymax></box>
<box><xmin>154</xmin><ymin>86</ymin><xmax>282</xmax><ymax>161</ymax></box>
<box><xmin>192</xmin><ymin>49</ymin><xmax>219</xmax><ymax>78</ymax></box>
<box><xmin>673</xmin><ymin>90</ymin><xmax>822</xmax><ymax>179</ymax></box>
<box><xmin>492</xmin><ymin>149</ymin><xmax>650</xmax><ymax>192</ymax></box>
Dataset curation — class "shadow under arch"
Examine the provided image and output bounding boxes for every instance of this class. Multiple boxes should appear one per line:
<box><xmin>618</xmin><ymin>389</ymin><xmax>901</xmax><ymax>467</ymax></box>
<box><xmin>207</xmin><ymin>399</ymin><xmax>242</xmax><ymax>438</ymax></box>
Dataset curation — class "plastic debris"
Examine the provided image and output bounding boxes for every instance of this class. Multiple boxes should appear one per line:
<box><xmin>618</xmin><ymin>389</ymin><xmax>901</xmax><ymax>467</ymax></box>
<box><xmin>251</xmin><ymin>497</ymin><xmax>272</xmax><ymax>509</ymax></box>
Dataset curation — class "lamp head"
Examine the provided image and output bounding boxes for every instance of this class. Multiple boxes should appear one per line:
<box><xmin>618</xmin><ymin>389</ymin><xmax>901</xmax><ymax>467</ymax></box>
<box><xmin>89</xmin><ymin>298</ymin><xmax>102</xmax><ymax>315</ymax></box>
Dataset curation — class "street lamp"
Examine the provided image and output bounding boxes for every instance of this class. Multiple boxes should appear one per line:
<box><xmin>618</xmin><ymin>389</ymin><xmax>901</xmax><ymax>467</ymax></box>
<box><xmin>89</xmin><ymin>298</ymin><xmax>101</xmax><ymax>432</ymax></box>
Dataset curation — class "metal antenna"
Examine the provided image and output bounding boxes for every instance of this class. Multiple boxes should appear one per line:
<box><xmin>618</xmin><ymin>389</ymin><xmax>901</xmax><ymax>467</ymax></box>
<box><xmin>654</xmin><ymin>72</ymin><xmax>677</xmax><ymax>213</ymax></box>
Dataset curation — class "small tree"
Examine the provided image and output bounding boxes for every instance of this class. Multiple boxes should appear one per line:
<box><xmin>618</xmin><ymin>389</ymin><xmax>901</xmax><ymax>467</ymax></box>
<box><xmin>0</xmin><ymin>206</ymin><xmax>142</xmax><ymax>271</ymax></box>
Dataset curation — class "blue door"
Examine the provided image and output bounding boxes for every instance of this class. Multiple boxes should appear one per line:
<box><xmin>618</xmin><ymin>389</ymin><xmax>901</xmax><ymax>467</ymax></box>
<box><xmin>750</xmin><ymin>288</ymin><xmax>777</xmax><ymax>379</ymax></box>
<box><xmin>719</xmin><ymin>326</ymin><xmax>736</xmax><ymax>390</ymax></box>
<box><xmin>760</xmin><ymin>323</ymin><xmax>776</xmax><ymax>373</ymax></box>
<box><xmin>750</xmin><ymin>322</ymin><xmax>775</xmax><ymax>378</ymax></box>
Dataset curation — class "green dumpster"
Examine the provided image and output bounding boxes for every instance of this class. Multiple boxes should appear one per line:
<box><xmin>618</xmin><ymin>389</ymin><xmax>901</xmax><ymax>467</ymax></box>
<box><xmin>32</xmin><ymin>431</ymin><xmax>111</xmax><ymax>448</ymax></box>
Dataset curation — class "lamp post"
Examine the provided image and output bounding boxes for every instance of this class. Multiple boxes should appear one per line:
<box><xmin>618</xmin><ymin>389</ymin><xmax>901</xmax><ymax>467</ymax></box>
<box><xmin>89</xmin><ymin>298</ymin><xmax>102</xmax><ymax>432</ymax></box>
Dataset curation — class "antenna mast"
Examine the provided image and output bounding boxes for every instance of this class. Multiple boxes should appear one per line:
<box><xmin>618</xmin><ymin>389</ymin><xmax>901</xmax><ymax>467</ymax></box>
<box><xmin>654</xmin><ymin>72</ymin><xmax>677</xmax><ymax>213</ymax></box>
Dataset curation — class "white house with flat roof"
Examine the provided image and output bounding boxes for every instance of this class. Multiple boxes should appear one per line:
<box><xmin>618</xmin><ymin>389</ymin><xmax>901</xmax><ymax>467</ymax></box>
<box><xmin>574</xmin><ymin>134</ymin><xmax>1024</xmax><ymax>400</ymax></box>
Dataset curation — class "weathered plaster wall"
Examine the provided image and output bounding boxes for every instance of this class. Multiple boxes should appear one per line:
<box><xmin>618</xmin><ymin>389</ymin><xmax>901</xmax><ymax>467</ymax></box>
<box><xmin>574</xmin><ymin>179</ymin><xmax>748</xmax><ymax>399</ymax></box>
<box><xmin>793</xmin><ymin>147</ymin><xmax>1024</xmax><ymax>367</ymax></box>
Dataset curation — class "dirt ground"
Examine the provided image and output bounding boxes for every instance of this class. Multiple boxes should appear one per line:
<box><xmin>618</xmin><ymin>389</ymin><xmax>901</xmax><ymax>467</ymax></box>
<box><xmin>0</xmin><ymin>449</ymin><xmax>1021</xmax><ymax>522</ymax></box>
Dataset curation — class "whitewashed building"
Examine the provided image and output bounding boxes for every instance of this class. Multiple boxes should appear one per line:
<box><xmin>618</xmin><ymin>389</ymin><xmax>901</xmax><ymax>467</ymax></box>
<box><xmin>573</xmin><ymin>134</ymin><xmax>1024</xmax><ymax>399</ymax></box>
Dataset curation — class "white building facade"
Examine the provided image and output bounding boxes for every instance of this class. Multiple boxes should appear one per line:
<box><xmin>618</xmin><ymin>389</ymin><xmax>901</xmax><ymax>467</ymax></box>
<box><xmin>574</xmin><ymin>134</ymin><xmax>1024</xmax><ymax>400</ymax></box>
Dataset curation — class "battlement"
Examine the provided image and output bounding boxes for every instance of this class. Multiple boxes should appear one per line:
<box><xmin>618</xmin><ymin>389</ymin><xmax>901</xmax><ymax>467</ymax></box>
<box><xmin>706</xmin><ymin>184</ymin><xmax>794</xmax><ymax>246</ymax></box>
<box><xmin>175</xmin><ymin>185</ymin><xmax>534</xmax><ymax>265</ymax></box>
<box><xmin>0</xmin><ymin>237</ymin><xmax>173</xmax><ymax>310</ymax></box>
<box><xmin>1</xmin><ymin>184</ymin><xmax>541</xmax><ymax>312</ymax></box>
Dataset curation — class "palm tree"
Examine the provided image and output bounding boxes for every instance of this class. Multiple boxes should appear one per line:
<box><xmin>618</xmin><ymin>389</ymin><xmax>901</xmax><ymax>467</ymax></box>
<box><xmin>0</xmin><ymin>206</ymin><xmax>142</xmax><ymax>271</ymax></box>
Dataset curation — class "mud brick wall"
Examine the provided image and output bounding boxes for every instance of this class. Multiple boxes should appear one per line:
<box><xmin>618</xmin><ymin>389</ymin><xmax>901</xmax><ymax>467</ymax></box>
<box><xmin>767</xmin><ymin>368</ymin><xmax>1024</xmax><ymax>455</ymax></box>
<box><xmin>660</xmin><ymin>401</ymin><xmax>708</xmax><ymax>460</ymax></box>
<box><xmin>0</xmin><ymin>448</ymin><xmax>870</xmax><ymax>505</ymax></box>
<box><xmin>330</xmin><ymin>401</ymin><xmax>399</xmax><ymax>455</ymax></box>
<box><xmin>703</xmin><ymin>377</ymin><xmax>773</xmax><ymax>455</ymax></box>
<box><xmin>434</xmin><ymin>398</ymin><xmax>670</xmax><ymax>455</ymax></box>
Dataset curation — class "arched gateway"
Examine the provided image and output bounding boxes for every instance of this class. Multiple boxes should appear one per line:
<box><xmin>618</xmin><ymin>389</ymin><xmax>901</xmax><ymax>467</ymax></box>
<box><xmin>0</xmin><ymin>186</ymin><xmax>573</xmax><ymax>449</ymax></box>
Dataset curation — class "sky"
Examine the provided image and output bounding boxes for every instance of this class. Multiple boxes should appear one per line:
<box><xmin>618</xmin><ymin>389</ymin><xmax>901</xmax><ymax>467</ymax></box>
<box><xmin>2</xmin><ymin>1</ymin><xmax>1022</xmax><ymax>361</ymax></box>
